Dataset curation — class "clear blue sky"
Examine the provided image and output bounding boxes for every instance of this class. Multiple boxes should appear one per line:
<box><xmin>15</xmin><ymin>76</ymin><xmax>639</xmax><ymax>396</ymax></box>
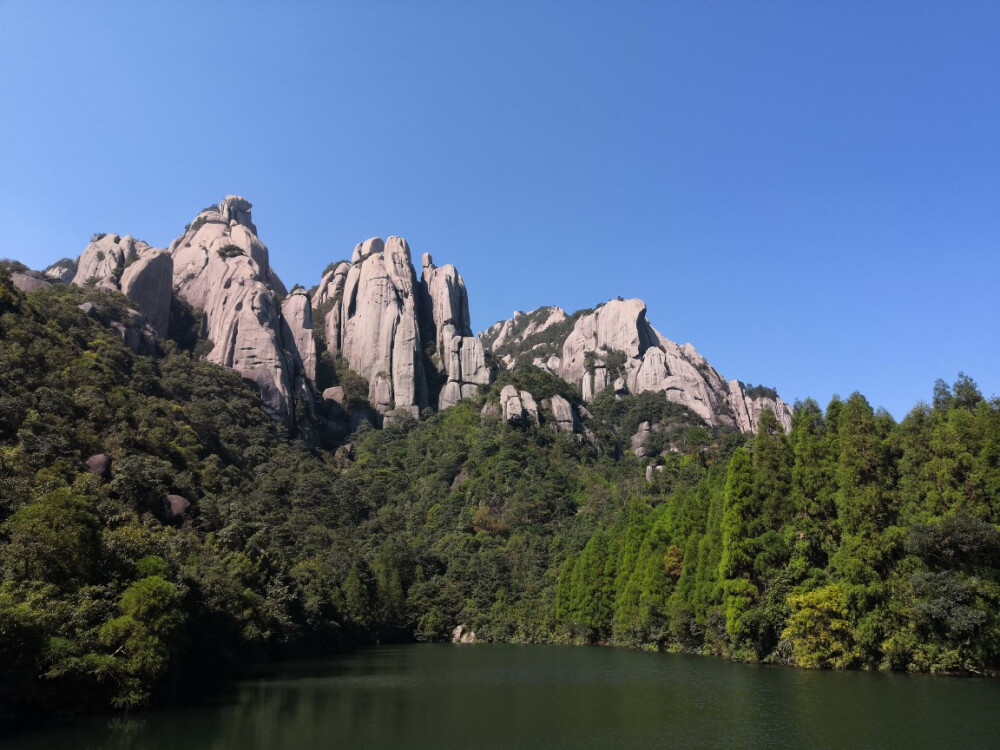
<box><xmin>2</xmin><ymin>1</ymin><xmax>997</xmax><ymax>418</ymax></box>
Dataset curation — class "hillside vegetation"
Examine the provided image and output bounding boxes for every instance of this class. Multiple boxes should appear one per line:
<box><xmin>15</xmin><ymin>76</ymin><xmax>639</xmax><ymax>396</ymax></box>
<box><xmin>1</xmin><ymin>271</ymin><xmax>999</xmax><ymax>728</ymax></box>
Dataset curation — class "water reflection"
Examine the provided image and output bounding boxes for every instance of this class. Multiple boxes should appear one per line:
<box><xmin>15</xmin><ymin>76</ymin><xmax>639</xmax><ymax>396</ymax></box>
<box><xmin>4</xmin><ymin>644</ymin><xmax>999</xmax><ymax>750</ymax></box>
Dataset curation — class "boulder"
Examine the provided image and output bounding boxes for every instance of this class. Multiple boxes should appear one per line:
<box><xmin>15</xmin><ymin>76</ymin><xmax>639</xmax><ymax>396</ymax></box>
<box><xmin>500</xmin><ymin>385</ymin><xmax>524</xmax><ymax>424</ymax></box>
<box><xmin>451</xmin><ymin>624</ymin><xmax>476</xmax><ymax>644</ymax></box>
<box><xmin>322</xmin><ymin>386</ymin><xmax>345</xmax><ymax>405</ymax></box>
<box><xmin>163</xmin><ymin>494</ymin><xmax>191</xmax><ymax>520</ymax></box>
<box><xmin>84</xmin><ymin>453</ymin><xmax>111</xmax><ymax>479</ymax></box>
<box><xmin>10</xmin><ymin>272</ymin><xmax>50</xmax><ymax>293</ymax></box>
<box><xmin>217</xmin><ymin>195</ymin><xmax>256</xmax><ymax>232</ymax></box>
<box><xmin>631</xmin><ymin>421</ymin><xmax>653</xmax><ymax>458</ymax></box>
<box><xmin>549</xmin><ymin>394</ymin><xmax>578</xmax><ymax>433</ymax></box>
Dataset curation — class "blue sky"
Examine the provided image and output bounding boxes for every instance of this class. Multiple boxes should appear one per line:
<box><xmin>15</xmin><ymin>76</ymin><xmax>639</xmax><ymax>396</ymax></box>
<box><xmin>1</xmin><ymin>1</ymin><xmax>997</xmax><ymax>418</ymax></box>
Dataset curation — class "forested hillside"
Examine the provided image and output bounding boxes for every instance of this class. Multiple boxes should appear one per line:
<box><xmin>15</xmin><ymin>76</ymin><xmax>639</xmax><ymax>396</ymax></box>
<box><xmin>1</xmin><ymin>270</ymin><xmax>999</xmax><ymax>728</ymax></box>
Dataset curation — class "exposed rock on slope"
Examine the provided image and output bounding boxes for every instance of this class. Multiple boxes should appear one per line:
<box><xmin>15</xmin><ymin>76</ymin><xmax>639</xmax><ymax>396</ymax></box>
<box><xmin>70</xmin><ymin>234</ymin><xmax>175</xmax><ymax>339</ymax></box>
<box><xmin>72</xmin><ymin>234</ymin><xmax>148</xmax><ymax>287</ymax></box>
<box><xmin>167</xmin><ymin>196</ymin><xmax>296</xmax><ymax>424</ymax></box>
<box><xmin>479</xmin><ymin>306</ymin><xmax>570</xmax><ymax>369</ymax></box>
<box><xmin>10</xmin><ymin>272</ymin><xmax>52</xmax><ymax>293</ymax></box>
<box><xmin>546</xmin><ymin>394</ymin><xmax>579</xmax><ymax>433</ymax></box>
<box><xmin>44</xmin><ymin>258</ymin><xmax>77</xmax><ymax>283</ymax></box>
<box><xmin>119</xmin><ymin>250</ymin><xmax>172</xmax><ymax>336</ymax></box>
<box><xmin>482</xmin><ymin>298</ymin><xmax>792</xmax><ymax>433</ymax></box>
<box><xmin>420</xmin><ymin>253</ymin><xmax>490</xmax><ymax>409</ymax></box>
<box><xmin>280</xmin><ymin>289</ymin><xmax>317</xmax><ymax>384</ymax></box>
<box><xmin>313</xmin><ymin>239</ymin><xmax>491</xmax><ymax>416</ymax></box>
<box><xmin>48</xmin><ymin>195</ymin><xmax>790</xmax><ymax>438</ymax></box>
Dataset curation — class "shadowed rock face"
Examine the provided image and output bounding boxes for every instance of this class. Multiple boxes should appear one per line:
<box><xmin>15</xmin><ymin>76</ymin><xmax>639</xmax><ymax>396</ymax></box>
<box><xmin>281</xmin><ymin>289</ymin><xmax>317</xmax><ymax>384</ymax></box>
<box><xmin>120</xmin><ymin>250</ymin><xmax>172</xmax><ymax>336</ymax></box>
<box><xmin>481</xmin><ymin>298</ymin><xmax>793</xmax><ymax>433</ymax></box>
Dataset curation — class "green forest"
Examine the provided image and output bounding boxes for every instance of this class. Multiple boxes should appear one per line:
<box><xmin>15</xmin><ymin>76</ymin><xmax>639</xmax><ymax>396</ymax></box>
<box><xmin>1</xmin><ymin>270</ymin><xmax>999</xmax><ymax>728</ymax></box>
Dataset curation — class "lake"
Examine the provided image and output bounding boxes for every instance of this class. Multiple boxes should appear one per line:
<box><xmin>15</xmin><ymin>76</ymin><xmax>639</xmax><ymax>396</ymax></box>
<box><xmin>3</xmin><ymin>643</ymin><xmax>998</xmax><ymax>749</ymax></box>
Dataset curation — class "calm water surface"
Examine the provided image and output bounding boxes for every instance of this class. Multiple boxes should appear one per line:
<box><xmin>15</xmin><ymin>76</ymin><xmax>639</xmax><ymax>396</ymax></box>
<box><xmin>4</xmin><ymin>644</ymin><xmax>999</xmax><ymax>749</ymax></box>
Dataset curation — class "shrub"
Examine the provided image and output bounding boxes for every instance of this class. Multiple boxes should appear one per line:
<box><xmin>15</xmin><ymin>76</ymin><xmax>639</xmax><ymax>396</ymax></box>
<box><xmin>216</xmin><ymin>245</ymin><xmax>244</xmax><ymax>259</ymax></box>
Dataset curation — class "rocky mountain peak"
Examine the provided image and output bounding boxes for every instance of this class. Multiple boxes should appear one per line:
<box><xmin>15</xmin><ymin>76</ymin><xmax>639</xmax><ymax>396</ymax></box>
<box><xmin>481</xmin><ymin>297</ymin><xmax>793</xmax><ymax>433</ymax></box>
<box><xmin>217</xmin><ymin>195</ymin><xmax>256</xmax><ymax>233</ymax></box>
<box><xmin>317</xmin><ymin>235</ymin><xmax>491</xmax><ymax>417</ymax></box>
<box><xmin>166</xmin><ymin>198</ymin><xmax>294</xmax><ymax>424</ymax></box>
<box><xmin>49</xmin><ymin>195</ymin><xmax>789</xmax><ymax>438</ymax></box>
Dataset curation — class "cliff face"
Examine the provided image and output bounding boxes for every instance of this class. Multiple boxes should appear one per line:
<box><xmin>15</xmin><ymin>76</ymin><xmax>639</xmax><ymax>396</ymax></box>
<box><xmin>420</xmin><ymin>253</ymin><xmax>490</xmax><ymax>409</ymax></box>
<box><xmin>57</xmin><ymin>195</ymin><xmax>790</xmax><ymax>435</ymax></box>
<box><xmin>167</xmin><ymin>196</ymin><xmax>297</xmax><ymax>425</ymax></box>
<box><xmin>313</xmin><ymin>240</ymin><xmax>490</xmax><ymax>417</ymax></box>
<box><xmin>481</xmin><ymin>298</ymin><xmax>793</xmax><ymax>433</ymax></box>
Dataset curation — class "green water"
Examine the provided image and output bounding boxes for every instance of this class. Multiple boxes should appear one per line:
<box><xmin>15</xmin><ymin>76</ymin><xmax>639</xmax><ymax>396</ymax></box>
<box><xmin>4</xmin><ymin>644</ymin><xmax>999</xmax><ymax>749</ymax></box>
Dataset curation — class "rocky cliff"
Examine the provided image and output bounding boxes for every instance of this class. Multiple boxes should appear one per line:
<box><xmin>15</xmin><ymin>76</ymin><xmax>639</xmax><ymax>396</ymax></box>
<box><xmin>481</xmin><ymin>298</ymin><xmax>793</xmax><ymax>433</ymax></box>
<box><xmin>52</xmin><ymin>194</ymin><xmax>789</xmax><ymax>436</ymax></box>
<box><xmin>70</xmin><ymin>233</ymin><xmax>174</xmax><ymax>338</ymax></box>
<box><xmin>167</xmin><ymin>196</ymin><xmax>297</xmax><ymax>425</ymax></box>
<box><xmin>313</xmin><ymin>240</ymin><xmax>491</xmax><ymax>417</ymax></box>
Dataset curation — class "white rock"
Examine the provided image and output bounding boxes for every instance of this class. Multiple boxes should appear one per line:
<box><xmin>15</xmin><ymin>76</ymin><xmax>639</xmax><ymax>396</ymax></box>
<box><xmin>520</xmin><ymin>390</ymin><xmax>539</xmax><ymax>426</ymax></box>
<box><xmin>500</xmin><ymin>385</ymin><xmax>524</xmax><ymax>424</ymax></box>
<box><xmin>169</xmin><ymin>199</ymin><xmax>294</xmax><ymax>425</ymax></box>
<box><xmin>549</xmin><ymin>394</ymin><xmax>578</xmax><ymax>433</ymax></box>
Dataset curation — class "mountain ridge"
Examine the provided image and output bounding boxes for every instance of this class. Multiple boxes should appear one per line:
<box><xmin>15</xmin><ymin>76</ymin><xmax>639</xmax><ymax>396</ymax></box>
<box><xmin>35</xmin><ymin>194</ymin><xmax>791</xmax><ymax>438</ymax></box>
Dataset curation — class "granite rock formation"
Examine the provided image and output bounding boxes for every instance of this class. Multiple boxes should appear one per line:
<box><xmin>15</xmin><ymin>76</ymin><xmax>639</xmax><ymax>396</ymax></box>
<box><xmin>119</xmin><ymin>250</ymin><xmax>172</xmax><ymax>336</ymax></box>
<box><xmin>46</xmin><ymin>195</ymin><xmax>792</xmax><ymax>438</ymax></box>
<box><xmin>167</xmin><ymin>196</ymin><xmax>295</xmax><ymax>424</ymax></box>
<box><xmin>313</xmin><ymin>239</ymin><xmax>491</xmax><ymax>416</ymax></box>
<box><xmin>481</xmin><ymin>298</ymin><xmax>793</xmax><ymax>433</ymax></box>
<box><xmin>420</xmin><ymin>253</ymin><xmax>491</xmax><ymax>409</ymax></box>
<box><xmin>43</xmin><ymin>258</ymin><xmax>77</xmax><ymax>283</ymax></box>
<box><xmin>69</xmin><ymin>233</ymin><xmax>175</xmax><ymax>340</ymax></box>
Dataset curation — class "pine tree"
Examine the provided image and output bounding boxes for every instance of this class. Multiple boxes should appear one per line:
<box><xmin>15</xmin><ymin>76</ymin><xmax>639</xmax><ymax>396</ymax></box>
<box><xmin>718</xmin><ymin>447</ymin><xmax>758</xmax><ymax>648</ymax></box>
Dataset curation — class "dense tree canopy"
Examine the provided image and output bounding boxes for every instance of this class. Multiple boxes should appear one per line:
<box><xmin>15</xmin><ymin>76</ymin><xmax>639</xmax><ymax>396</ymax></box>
<box><xmin>1</xmin><ymin>270</ymin><xmax>998</xmax><ymax>727</ymax></box>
